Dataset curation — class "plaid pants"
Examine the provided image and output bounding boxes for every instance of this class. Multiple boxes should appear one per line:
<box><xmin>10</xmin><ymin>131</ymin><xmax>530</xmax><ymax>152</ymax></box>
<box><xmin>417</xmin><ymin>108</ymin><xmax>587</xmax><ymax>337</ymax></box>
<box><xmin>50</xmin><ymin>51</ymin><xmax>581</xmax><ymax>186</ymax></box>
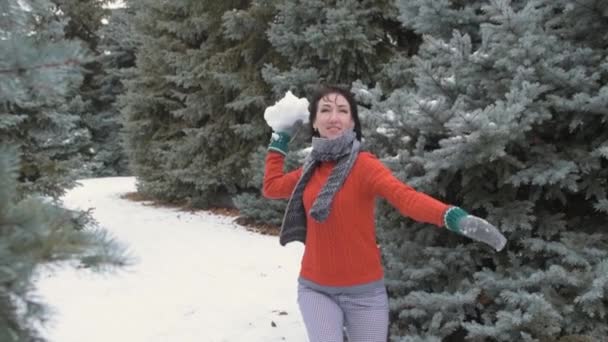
<box><xmin>297</xmin><ymin>281</ymin><xmax>389</xmax><ymax>342</ymax></box>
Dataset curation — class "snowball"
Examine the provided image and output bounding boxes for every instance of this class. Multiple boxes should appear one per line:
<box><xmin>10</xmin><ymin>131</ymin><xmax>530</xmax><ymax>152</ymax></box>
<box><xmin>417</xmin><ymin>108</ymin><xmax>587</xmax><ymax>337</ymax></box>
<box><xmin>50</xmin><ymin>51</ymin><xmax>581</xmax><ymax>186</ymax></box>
<box><xmin>264</xmin><ymin>91</ymin><xmax>309</xmax><ymax>131</ymax></box>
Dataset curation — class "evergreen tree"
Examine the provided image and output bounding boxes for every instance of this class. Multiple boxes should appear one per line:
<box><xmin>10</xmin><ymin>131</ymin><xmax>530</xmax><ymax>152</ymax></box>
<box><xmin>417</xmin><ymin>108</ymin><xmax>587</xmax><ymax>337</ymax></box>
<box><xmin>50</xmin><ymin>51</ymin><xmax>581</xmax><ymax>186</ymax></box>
<box><xmin>173</xmin><ymin>0</ymin><xmax>282</xmax><ymax>207</ymax></box>
<box><xmin>356</xmin><ymin>0</ymin><xmax>608</xmax><ymax>340</ymax></box>
<box><xmin>51</xmin><ymin>0</ymin><xmax>130</xmax><ymax>177</ymax></box>
<box><xmin>123</xmin><ymin>0</ymin><xmax>282</xmax><ymax>207</ymax></box>
<box><xmin>235</xmin><ymin>0</ymin><xmax>418</xmax><ymax>225</ymax></box>
<box><xmin>0</xmin><ymin>0</ymin><xmax>91</xmax><ymax>199</ymax></box>
<box><xmin>264</xmin><ymin>0</ymin><xmax>409</xmax><ymax>94</ymax></box>
<box><xmin>120</xmin><ymin>0</ymin><xmax>189</xmax><ymax>202</ymax></box>
<box><xmin>88</xmin><ymin>6</ymin><xmax>137</xmax><ymax>176</ymax></box>
<box><xmin>0</xmin><ymin>1</ymin><xmax>127</xmax><ymax>340</ymax></box>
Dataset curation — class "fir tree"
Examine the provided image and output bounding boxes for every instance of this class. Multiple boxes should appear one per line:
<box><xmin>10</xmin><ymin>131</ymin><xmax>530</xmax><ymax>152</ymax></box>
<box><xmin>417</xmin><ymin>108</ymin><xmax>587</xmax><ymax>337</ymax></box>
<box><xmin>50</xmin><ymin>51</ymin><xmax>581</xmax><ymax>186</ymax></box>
<box><xmin>0</xmin><ymin>1</ymin><xmax>127</xmax><ymax>341</ymax></box>
<box><xmin>88</xmin><ymin>6</ymin><xmax>137</xmax><ymax>176</ymax></box>
<box><xmin>356</xmin><ymin>0</ymin><xmax>608</xmax><ymax>340</ymax></box>
<box><xmin>1</xmin><ymin>0</ymin><xmax>90</xmax><ymax>199</ymax></box>
<box><xmin>235</xmin><ymin>0</ymin><xmax>418</xmax><ymax>225</ymax></box>
<box><xmin>123</xmin><ymin>0</ymin><xmax>282</xmax><ymax>207</ymax></box>
<box><xmin>51</xmin><ymin>0</ymin><xmax>130</xmax><ymax>177</ymax></box>
<box><xmin>171</xmin><ymin>0</ymin><xmax>282</xmax><ymax>207</ymax></box>
<box><xmin>264</xmin><ymin>0</ymin><xmax>408</xmax><ymax>94</ymax></box>
<box><xmin>120</xmin><ymin>0</ymin><xmax>189</xmax><ymax>202</ymax></box>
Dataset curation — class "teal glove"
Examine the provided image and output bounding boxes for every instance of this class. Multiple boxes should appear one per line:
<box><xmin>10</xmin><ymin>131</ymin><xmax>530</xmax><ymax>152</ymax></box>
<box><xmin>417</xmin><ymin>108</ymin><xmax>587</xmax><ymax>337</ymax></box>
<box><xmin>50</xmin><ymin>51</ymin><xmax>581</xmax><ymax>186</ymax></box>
<box><xmin>268</xmin><ymin>131</ymin><xmax>291</xmax><ymax>156</ymax></box>
<box><xmin>444</xmin><ymin>207</ymin><xmax>507</xmax><ymax>251</ymax></box>
<box><xmin>264</xmin><ymin>90</ymin><xmax>309</xmax><ymax>157</ymax></box>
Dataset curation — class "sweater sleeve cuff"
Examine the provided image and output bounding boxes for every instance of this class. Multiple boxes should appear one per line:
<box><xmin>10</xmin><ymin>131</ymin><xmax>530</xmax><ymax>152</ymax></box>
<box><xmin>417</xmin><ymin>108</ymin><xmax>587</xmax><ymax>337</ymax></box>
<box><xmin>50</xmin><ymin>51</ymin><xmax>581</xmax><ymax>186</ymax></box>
<box><xmin>444</xmin><ymin>206</ymin><xmax>468</xmax><ymax>233</ymax></box>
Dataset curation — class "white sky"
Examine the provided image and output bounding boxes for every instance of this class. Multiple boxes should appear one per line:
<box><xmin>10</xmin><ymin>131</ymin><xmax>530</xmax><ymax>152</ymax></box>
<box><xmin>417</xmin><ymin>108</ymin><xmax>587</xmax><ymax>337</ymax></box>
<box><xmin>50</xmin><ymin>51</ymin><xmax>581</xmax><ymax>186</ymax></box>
<box><xmin>35</xmin><ymin>177</ymin><xmax>307</xmax><ymax>342</ymax></box>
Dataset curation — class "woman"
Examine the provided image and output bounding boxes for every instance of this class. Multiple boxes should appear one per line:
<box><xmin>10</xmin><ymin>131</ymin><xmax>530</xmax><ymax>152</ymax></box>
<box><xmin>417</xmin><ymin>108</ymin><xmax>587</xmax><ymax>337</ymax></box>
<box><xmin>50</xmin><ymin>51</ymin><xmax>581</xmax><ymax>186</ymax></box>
<box><xmin>263</xmin><ymin>86</ymin><xmax>506</xmax><ymax>342</ymax></box>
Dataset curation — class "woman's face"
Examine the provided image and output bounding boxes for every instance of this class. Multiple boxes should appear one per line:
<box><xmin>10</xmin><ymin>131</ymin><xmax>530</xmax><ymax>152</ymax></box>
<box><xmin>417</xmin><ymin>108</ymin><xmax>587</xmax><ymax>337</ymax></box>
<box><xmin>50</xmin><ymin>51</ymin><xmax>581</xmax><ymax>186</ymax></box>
<box><xmin>312</xmin><ymin>93</ymin><xmax>355</xmax><ymax>140</ymax></box>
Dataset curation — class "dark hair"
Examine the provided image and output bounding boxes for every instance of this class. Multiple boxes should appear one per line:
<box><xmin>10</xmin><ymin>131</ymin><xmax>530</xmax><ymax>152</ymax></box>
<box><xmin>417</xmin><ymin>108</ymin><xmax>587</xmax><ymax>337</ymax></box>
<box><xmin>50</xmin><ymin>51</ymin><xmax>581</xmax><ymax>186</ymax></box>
<box><xmin>308</xmin><ymin>85</ymin><xmax>363</xmax><ymax>141</ymax></box>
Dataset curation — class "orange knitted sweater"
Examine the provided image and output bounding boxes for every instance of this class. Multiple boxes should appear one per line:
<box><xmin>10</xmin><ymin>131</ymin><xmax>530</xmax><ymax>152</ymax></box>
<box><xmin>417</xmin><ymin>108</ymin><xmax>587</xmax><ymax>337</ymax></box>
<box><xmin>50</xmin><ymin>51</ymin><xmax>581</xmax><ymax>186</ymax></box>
<box><xmin>263</xmin><ymin>151</ymin><xmax>450</xmax><ymax>286</ymax></box>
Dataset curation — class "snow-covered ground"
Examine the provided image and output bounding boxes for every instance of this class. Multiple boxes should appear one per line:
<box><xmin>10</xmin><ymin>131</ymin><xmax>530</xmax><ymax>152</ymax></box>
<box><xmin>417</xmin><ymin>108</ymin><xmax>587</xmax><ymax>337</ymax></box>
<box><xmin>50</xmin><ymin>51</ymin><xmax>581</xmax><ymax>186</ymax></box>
<box><xmin>35</xmin><ymin>177</ymin><xmax>307</xmax><ymax>342</ymax></box>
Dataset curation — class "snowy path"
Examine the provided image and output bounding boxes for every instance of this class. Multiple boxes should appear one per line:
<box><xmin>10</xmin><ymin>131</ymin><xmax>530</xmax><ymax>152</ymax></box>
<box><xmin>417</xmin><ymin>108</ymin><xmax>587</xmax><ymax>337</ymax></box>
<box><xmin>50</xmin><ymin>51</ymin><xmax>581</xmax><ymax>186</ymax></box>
<box><xmin>35</xmin><ymin>177</ymin><xmax>307</xmax><ymax>342</ymax></box>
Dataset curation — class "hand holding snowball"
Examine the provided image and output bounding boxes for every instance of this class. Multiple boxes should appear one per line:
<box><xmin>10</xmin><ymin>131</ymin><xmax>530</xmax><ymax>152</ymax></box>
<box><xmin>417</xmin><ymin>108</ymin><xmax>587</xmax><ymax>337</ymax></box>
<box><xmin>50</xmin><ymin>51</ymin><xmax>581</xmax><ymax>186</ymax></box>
<box><xmin>264</xmin><ymin>91</ymin><xmax>309</xmax><ymax>135</ymax></box>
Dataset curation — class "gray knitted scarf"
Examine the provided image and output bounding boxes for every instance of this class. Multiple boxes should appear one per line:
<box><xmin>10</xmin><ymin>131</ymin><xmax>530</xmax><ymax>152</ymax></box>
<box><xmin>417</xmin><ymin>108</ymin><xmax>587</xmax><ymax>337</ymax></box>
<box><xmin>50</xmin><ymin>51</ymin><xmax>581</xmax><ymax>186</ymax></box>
<box><xmin>279</xmin><ymin>130</ymin><xmax>360</xmax><ymax>246</ymax></box>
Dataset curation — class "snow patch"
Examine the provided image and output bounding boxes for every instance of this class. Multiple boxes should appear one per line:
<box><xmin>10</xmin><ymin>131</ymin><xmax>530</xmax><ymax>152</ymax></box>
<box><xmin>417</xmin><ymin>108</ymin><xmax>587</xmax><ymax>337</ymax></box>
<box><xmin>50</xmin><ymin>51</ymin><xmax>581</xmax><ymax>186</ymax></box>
<box><xmin>35</xmin><ymin>177</ymin><xmax>306</xmax><ymax>342</ymax></box>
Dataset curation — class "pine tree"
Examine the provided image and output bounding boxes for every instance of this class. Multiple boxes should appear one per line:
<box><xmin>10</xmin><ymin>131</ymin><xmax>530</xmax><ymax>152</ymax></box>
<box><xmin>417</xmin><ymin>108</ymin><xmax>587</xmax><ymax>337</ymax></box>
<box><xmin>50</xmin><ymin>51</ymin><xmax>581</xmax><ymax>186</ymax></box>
<box><xmin>88</xmin><ymin>6</ymin><xmax>137</xmax><ymax>176</ymax></box>
<box><xmin>0</xmin><ymin>1</ymin><xmax>127</xmax><ymax>340</ymax></box>
<box><xmin>49</xmin><ymin>0</ymin><xmax>130</xmax><ymax>177</ymax></box>
<box><xmin>120</xmin><ymin>0</ymin><xmax>189</xmax><ymax>202</ymax></box>
<box><xmin>235</xmin><ymin>0</ymin><xmax>418</xmax><ymax>225</ymax></box>
<box><xmin>264</xmin><ymin>0</ymin><xmax>408</xmax><ymax>94</ymax></box>
<box><xmin>171</xmin><ymin>0</ymin><xmax>283</xmax><ymax>208</ymax></box>
<box><xmin>123</xmin><ymin>0</ymin><xmax>282</xmax><ymax>207</ymax></box>
<box><xmin>1</xmin><ymin>0</ymin><xmax>91</xmax><ymax>199</ymax></box>
<box><xmin>356</xmin><ymin>0</ymin><xmax>608</xmax><ymax>340</ymax></box>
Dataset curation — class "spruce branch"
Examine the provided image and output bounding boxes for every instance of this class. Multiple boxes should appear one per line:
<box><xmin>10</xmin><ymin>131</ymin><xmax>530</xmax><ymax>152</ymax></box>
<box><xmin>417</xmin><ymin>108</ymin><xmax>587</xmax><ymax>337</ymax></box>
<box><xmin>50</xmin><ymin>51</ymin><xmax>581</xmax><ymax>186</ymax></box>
<box><xmin>0</xmin><ymin>58</ymin><xmax>81</xmax><ymax>75</ymax></box>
